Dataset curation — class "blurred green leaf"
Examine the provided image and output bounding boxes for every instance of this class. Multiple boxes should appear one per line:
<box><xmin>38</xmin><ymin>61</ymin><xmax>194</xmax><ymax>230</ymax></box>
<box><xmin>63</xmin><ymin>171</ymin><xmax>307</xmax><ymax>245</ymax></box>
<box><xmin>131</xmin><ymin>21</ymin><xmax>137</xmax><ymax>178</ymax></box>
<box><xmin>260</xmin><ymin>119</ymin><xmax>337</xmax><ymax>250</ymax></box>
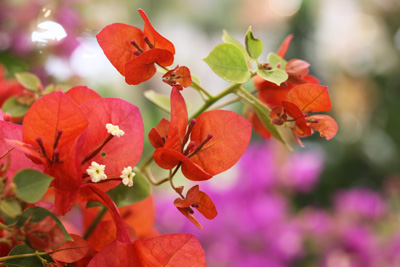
<box><xmin>14</xmin><ymin>169</ymin><xmax>53</xmax><ymax>203</ymax></box>
<box><xmin>2</xmin><ymin>97</ymin><xmax>30</xmax><ymax>117</ymax></box>
<box><xmin>144</xmin><ymin>90</ymin><xmax>171</xmax><ymax>114</ymax></box>
<box><xmin>4</xmin><ymin>244</ymin><xmax>54</xmax><ymax>267</ymax></box>
<box><xmin>256</xmin><ymin>69</ymin><xmax>288</xmax><ymax>86</ymax></box>
<box><xmin>15</xmin><ymin>207</ymin><xmax>72</xmax><ymax>244</ymax></box>
<box><xmin>107</xmin><ymin>170</ymin><xmax>151</xmax><ymax>207</ymax></box>
<box><xmin>15</xmin><ymin>72</ymin><xmax>41</xmax><ymax>92</ymax></box>
<box><xmin>245</xmin><ymin>27</ymin><xmax>263</xmax><ymax>59</ymax></box>
<box><xmin>204</xmin><ymin>43</ymin><xmax>251</xmax><ymax>84</ymax></box>
<box><xmin>0</xmin><ymin>199</ymin><xmax>21</xmax><ymax>218</ymax></box>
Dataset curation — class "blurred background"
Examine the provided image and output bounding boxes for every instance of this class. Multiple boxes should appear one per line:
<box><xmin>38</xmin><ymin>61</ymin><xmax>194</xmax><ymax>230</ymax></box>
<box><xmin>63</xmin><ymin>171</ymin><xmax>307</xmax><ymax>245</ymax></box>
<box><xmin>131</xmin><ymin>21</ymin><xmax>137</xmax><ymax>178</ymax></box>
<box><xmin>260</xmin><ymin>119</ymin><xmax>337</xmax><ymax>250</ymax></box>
<box><xmin>1</xmin><ymin>0</ymin><xmax>400</xmax><ymax>266</ymax></box>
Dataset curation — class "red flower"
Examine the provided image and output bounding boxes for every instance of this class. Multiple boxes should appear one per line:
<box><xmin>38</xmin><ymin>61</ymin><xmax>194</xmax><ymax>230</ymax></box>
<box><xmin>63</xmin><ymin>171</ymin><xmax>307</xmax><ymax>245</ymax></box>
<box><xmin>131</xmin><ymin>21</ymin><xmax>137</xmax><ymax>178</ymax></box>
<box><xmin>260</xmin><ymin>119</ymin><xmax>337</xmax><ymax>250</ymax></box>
<box><xmin>149</xmin><ymin>87</ymin><xmax>252</xmax><ymax>181</ymax></box>
<box><xmin>174</xmin><ymin>185</ymin><xmax>218</xmax><ymax>229</ymax></box>
<box><xmin>162</xmin><ymin>65</ymin><xmax>192</xmax><ymax>90</ymax></box>
<box><xmin>7</xmin><ymin>86</ymin><xmax>144</xmax><ymax>244</ymax></box>
<box><xmin>96</xmin><ymin>9</ymin><xmax>175</xmax><ymax>85</ymax></box>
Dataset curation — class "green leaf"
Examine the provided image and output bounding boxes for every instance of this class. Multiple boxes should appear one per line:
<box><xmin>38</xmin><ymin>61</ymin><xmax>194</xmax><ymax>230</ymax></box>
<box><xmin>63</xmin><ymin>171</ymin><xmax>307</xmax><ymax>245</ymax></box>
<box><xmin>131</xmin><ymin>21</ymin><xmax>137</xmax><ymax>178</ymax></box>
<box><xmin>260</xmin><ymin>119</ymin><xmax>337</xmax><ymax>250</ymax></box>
<box><xmin>4</xmin><ymin>244</ymin><xmax>54</xmax><ymax>267</ymax></box>
<box><xmin>0</xmin><ymin>199</ymin><xmax>21</xmax><ymax>218</ymax></box>
<box><xmin>15</xmin><ymin>72</ymin><xmax>41</xmax><ymax>92</ymax></box>
<box><xmin>204</xmin><ymin>43</ymin><xmax>251</xmax><ymax>84</ymax></box>
<box><xmin>14</xmin><ymin>169</ymin><xmax>53</xmax><ymax>203</ymax></box>
<box><xmin>107</xmin><ymin>169</ymin><xmax>151</xmax><ymax>207</ymax></box>
<box><xmin>144</xmin><ymin>90</ymin><xmax>171</xmax><ymax>114</ymax></box>
<box><xmin>222</xmin><ymin>30</ymin><xmax>250</xmax><ymax>62</ymax></box>
<box><xmin>2</xmin><ymin>97</ymin><xmax>30</xmax><ymax>117</ymax></box>
<box><xmin>256</xmin><ymin>69</ymin><xmax>288</xmax><ymax>86</ymax></box>
<box><xmin>267</xmin><ymin>52</ymin><xmax>287</xmax><ymax>69</ymax></box>
<box><xmin>44</xmin><ymin>83</ymin><xmax>55</xmax><ymax>94</ymax></box>
<box><xmin>245</xmin><ymin>27</ymin><xmax>263</xmax><ymax>59</ymax></box>
<box><xmin>15</xmin><ymin>207</ymin><xmax>73</xmax><ymax>244</ymax></box>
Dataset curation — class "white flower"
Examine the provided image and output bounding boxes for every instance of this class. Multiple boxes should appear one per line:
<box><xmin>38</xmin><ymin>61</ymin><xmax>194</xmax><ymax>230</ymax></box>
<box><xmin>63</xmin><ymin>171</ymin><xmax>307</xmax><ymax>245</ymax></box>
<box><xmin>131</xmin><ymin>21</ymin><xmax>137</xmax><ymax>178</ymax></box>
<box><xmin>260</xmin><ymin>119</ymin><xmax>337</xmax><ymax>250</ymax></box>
<box><xmin>86</xmin><ymin>161</ymin><xmax>107</xmax><ymax>183</ymax></box>
<box><xmin>106</xmin><ymin>123</ymin><xmax>125</xmax><ymax>138</ymax></box>
<box><xmin>120</xmin><ymin>166</ymin><xmax>135</xmax><ymax>187</ymax></box>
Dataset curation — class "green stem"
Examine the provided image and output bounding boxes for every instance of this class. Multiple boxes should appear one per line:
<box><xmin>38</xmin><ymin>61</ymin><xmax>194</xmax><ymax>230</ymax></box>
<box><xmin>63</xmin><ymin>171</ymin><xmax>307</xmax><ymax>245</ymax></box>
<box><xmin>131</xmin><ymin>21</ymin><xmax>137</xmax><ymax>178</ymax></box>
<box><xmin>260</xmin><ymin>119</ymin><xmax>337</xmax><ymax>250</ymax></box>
<box><xmin>139</xmin><ymin>166</ymin><xmax>169</xmax><ymax>186</ymax></box>
<box><xmin>190</xmin><ymin>80</ymin><xmax>212</xmax><ymax>99</ymax></box>
<box><xmin>190</xmin><ymin>83</ymin><xmax>242</xmax><ymax>120</ymax></box>
<box><xmin>0</xmin><ymin>251</ymin><xmax>48</xmax><ymax>263</ymax></box>
<box><xmin>236</xmin><ymin>86</ymin><xmax>271</xmax><ymax>113</ymax></box>
<box><xmin>168</xmin><ymin>163</ymin><xmax>184</xmax><ymax>198</ymax></box>
<box><xmin>83</xmin><ymin>206</ymin><xmax>107</xmax><ymax>240</ymax></box>
<box><xmin>0</xmin><ymin>222</ymin><xmax>12</xmax><ymax>232</ymax></box>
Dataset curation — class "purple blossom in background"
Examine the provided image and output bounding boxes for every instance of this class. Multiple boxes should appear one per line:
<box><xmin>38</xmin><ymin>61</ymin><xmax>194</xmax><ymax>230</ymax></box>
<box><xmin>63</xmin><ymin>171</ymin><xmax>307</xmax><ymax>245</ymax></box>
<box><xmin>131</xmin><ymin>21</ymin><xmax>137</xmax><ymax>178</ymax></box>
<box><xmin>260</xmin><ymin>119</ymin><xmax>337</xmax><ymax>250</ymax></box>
<box><xmin>333</xmin><ymin>188</ymin><xmax>387</xmax><ymax>220</ymax></box>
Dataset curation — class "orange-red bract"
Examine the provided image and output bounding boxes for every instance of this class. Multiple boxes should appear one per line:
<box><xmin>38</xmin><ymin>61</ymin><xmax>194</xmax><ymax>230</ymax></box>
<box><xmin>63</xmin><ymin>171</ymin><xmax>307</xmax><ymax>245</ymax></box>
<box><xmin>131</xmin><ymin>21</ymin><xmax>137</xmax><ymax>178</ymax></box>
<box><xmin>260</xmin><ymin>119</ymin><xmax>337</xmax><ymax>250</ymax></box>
<box><xmin>151</xmin><ymin>87</ymin><xmax>251</xmax><ymax>181</ymax></box>
<box><xmin>50</xmin><ymin>234</ymin><xmax>92</xmax><ymax>263</ymax></box>
<box><xmin>174</xmin><ymin>185</ymin><xmax>218</xmax><ymax>229</ymax></box>
<box><xmin>276</xmin><ymin>34</ymin><xmax>294</xmax><ymax>58</ymax></box>
<box><xmin>88</xmin><ymin>234</ymin><xmax>206</xmax><ymax>267</ymax></box>
<box><xmin>96</xmin><ymin>9</ymin><xmax>175</xmax><ymax>85</ymax></box>
<box><xmin>162</xmin><ymin>65</ymin><xmax>192</xmax><ymax>89</ymax></box>
<box><xmin>308</xmin><ymin>114</ymin><xmax>338</xmax><ymax>140</ymax></box>
<box><xmin>287</xmin><ymin>84</ymin><xmax>332</xmax><ymax>113</ymax></box>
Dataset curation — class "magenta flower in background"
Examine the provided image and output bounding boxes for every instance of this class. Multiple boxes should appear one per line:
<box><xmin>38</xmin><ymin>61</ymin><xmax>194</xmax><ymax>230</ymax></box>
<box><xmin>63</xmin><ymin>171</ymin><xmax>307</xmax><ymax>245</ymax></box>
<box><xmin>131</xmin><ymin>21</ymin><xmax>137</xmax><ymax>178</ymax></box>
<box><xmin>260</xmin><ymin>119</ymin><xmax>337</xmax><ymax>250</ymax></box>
<box><xmin>333</xmin><ymin>188</ymin><xmax>387</xmax><ymax>220</ymax></box>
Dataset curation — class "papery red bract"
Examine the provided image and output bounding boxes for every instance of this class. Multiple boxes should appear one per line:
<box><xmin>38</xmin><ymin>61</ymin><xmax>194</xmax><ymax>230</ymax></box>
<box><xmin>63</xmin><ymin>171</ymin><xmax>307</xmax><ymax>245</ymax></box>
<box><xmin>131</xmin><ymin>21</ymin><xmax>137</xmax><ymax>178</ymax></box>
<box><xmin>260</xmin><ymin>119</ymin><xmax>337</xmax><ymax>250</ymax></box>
<box><xmin>134</xmin><ymin>233</ymin><xmax>206</xmax><ymax>267</ymax></box>
<box><xmin>282</xmin><ymin>101</ymin><xmax>312</xmax><ymax>137</ymax></box>
<box><xmin>96</xmin><ymin>23</ymin><xmax>144</xmax><ymax>76</ymax></box>
<box><xmin>162</xmin><ymin>65</ymin><xmax>192</xmax><ymax>89</ymax></box>
<box><xmin>25</xmin><ymin>216</ymin><xmax>65</xmax><ymax>251</ymax></box>
<box><xmin>287</xmin><ymin>84</ymin><xmax>332</xmax><ymax>113</ymax></box>
<box><xmin>138</xmin><ymin>9</ymin><xmax>175</xmax><ymax>53</ymax></box>
<box><xmin>163</xmin><ymin>87</ymin><xmax>188</xmax><ymax>152</ymax></box>
<box><xmin>79</xmin><ymin>184</ymin><xmax>131</xmax><ymax>243</ymax></box>
<box><xmin>0</xmin><ymin>64</ymin><xmax>24</xmax><ymax>107</ymax></box>
<box><xmin>148</xmin><ymin>118</ymin><xmax>170</xmax><ymax>148</ymax></box>
<box><xmin>254</xmin><ymin>76</ymin><xmax>295</xmax><ymax>108</ymax></box>
<box><xmin>65</xmin><ymin>86</ymin><xmax>101</xmax><ymax>106</ymax></box>
<box><xmin>175</xmin><ymin>185</ymin><xmax>218</xmax><ymax>222</ymax></box>
<box><xmin>153</xmin><ymin>87</ymin><xmax>251</xmax><ymax>181</ymax></box>
<box><xmin>308</xmin><ymin>114</ymin><xmax>338</xmax><ymax>140</ymax></box>
<box><xmin>79</xmin><ymin>97</ymin><xmax>144</xmax><ymax>181</ymax></box>
<box><xmin>87</xmin><ymin>220</ymin><xmax>137</xmax><ymax>251</ymax></box>
<box><xmin>190</xmin><ymin>110</ymin><xmax>252</xmax><ymax>176</ymax></box>
<box><xmin>0</xmin><ymin>121</ymin><xmax>42</xmax><ymax>180</ymax></box>
<box><xmin>87</xmin><ymin>241</ymin><xmax>138</xmax><ymax>267</ymax></box>
<box><xmin>125</xmin><ymin>48</ymin><xmax>174</xmax><ymax>85</ymax></box>
<box><xmin>96</xmin><ymin>9</ymin><xmax>175</xmax><ymax>85</ymax></box>
<box><xmin>276</xmin><ymin>34</ymin><xmax>294</xmax><ymax>58</ymax></box>
<box><xmin>50</xmin><ymin>234</ymin><xmax>92</xmax><ymax>263</ymax></box>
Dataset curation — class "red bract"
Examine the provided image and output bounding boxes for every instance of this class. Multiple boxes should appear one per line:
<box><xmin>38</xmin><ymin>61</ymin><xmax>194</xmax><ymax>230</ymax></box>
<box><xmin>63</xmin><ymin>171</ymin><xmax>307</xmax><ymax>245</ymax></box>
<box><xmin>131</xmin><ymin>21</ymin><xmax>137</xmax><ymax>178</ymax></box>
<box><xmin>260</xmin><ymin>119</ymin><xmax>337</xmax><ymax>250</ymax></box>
<box><xmin>7</xmin><ymin>87</ymin><xmax>144</xmax><ymax>239</ymax></box>
<box><xmin>50</xmin><ymin>234</ymin><xmax>92</xmax><ymax>263</ymax></box>
<box><xmin>96</xmin><ymin>9</ymin><xmax>175</xmax><ymax>85</ymax></box>
<box><xmin>162</xmin><ymin>65</ymin><xmax>192</xmax><ymax>90</ymax></box>
<box><xmin>150</xmin><ymin>87</ymin><xmax>251</xmax><ymax>181</ymax></box>
<box><xmin>174</xmin><ymin>185</ymin><xmax>218</xmax><ymax>229</ymax></box>
<box><xmin>88</xmin><ymin>234</ymin><xmax>206</xmax><ymax>267</ymax></box>
<box><xmin>282</xmin><ymin>84</ymin><xmax>337</xmax><ymax>145</ymax></box>
<box><xmin>24</xmin><ymin>216</ymin><xmax>65</xmax><ymax>250</ymax></box>
<box><xmin>0</xmin><ymin>64</ymin><xmax>24</xmax><ymax>107</ymax></box>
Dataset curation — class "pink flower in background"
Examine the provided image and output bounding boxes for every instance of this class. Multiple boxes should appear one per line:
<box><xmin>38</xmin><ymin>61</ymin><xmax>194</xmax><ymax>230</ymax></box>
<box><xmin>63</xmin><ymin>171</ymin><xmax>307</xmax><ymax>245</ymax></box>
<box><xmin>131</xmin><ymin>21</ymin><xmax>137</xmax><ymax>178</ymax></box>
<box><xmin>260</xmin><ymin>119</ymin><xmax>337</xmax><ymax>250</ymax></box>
<box><xmin>333</xmin><ymin>188</ymin><xmax>387</xmax><ymax>220</ymax></box>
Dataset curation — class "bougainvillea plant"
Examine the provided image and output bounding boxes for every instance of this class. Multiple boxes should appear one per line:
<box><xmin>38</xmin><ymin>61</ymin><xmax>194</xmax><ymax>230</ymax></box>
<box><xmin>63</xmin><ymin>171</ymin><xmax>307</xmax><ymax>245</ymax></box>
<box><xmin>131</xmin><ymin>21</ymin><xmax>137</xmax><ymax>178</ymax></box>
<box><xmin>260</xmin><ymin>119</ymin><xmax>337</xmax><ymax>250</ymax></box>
<box><xmin>0</xmin><ymin>8</ymin><xmax>337</xmax><ymax>266</ymax></box>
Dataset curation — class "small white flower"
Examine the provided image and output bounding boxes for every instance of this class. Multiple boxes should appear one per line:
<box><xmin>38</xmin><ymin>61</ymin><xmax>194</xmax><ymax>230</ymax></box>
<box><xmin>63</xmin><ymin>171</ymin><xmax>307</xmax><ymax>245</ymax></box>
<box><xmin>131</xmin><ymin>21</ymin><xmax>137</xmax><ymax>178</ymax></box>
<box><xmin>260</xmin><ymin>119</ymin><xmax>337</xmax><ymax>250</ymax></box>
<box><xmin>86</xmin><ymin>161</ymin><xmax>107</xmax><ymax>183</ymax></box>
<box><xmin>120</xmin><ymin>166</ymin><xmax>135</xmax><ymax>187</ymax></box>
<box><xmin>106</xmin><ymin>123</ymin><xmax>125</xmax><ymax>138</ymax></box>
